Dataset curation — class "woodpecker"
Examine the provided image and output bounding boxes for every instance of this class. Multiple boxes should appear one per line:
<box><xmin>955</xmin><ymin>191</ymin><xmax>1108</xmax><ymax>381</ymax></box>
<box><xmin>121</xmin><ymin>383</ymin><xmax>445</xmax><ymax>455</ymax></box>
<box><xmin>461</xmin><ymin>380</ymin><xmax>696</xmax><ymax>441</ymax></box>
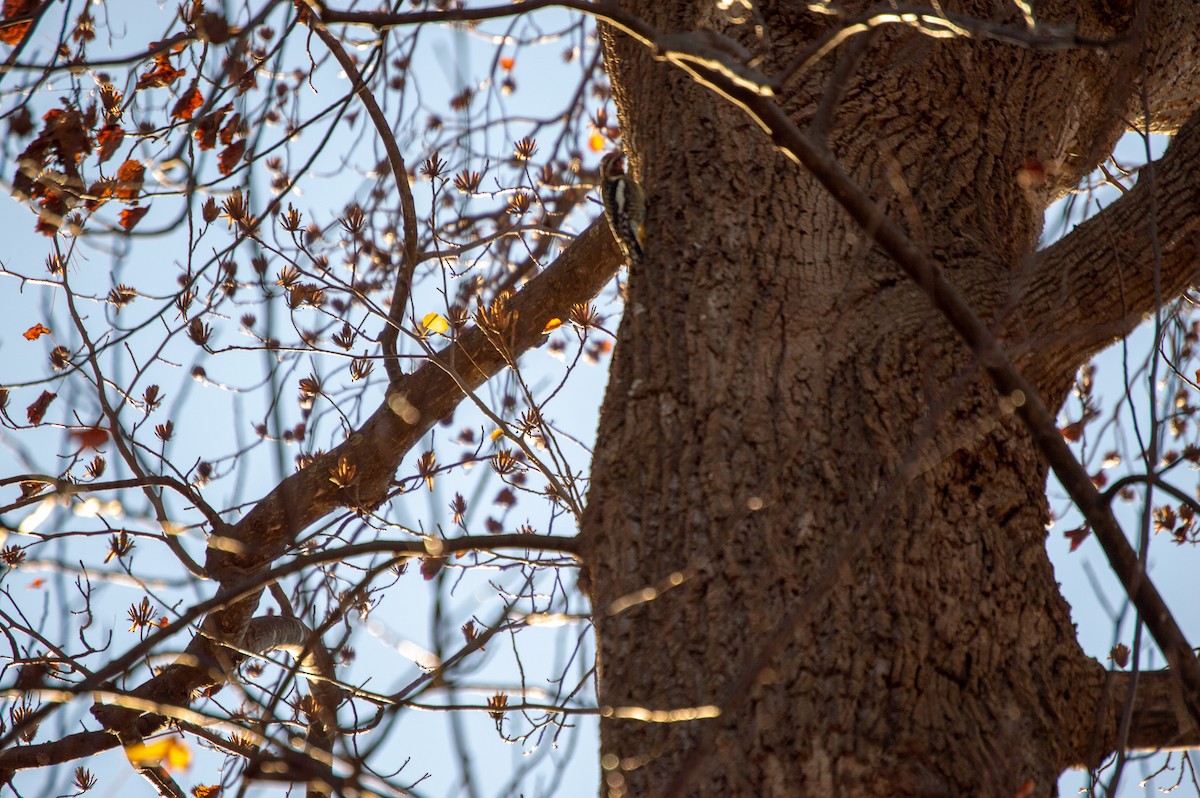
<box><xmin>598</xmin><ymin>150</ymin><xmax>646</xmax><ymax>266</ymax></box>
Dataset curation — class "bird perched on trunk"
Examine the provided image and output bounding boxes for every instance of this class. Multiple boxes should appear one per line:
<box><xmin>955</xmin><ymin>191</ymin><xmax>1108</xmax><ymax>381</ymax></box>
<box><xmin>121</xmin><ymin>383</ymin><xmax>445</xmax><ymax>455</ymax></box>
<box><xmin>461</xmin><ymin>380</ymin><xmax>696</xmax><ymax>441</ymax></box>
<box><xmin>598</xmin><ymin>149</ymin><xmax>646</xmax><ymax>266</ymax></box>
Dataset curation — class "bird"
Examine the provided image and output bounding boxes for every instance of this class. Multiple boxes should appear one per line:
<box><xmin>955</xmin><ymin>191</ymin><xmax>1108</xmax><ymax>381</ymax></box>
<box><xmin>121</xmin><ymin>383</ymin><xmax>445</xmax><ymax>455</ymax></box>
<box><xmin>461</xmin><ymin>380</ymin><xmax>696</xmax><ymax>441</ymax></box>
<box><xmin>598</xmin><ymin>149</ymin><xmax>646</xmax><ymax>266</ymax></box>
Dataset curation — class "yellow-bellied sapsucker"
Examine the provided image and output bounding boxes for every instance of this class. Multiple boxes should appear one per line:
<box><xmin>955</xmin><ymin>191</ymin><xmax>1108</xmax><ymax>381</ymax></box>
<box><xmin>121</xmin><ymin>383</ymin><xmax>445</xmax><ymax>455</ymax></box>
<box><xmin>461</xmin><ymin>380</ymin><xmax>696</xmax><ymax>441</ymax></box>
<box><xmin>598</xmin><ymin>150</ymin><xmax>646</xmax><ymax>266</ymax></box>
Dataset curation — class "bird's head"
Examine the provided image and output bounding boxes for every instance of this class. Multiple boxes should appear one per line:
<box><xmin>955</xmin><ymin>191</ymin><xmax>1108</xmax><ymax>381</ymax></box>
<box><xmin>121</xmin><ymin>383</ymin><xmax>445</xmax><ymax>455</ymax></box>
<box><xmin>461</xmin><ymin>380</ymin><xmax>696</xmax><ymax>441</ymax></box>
<box><xmin>599</xmin><ymin>149</ymin><xmax>627</xmax><ymax>180</ymax></box>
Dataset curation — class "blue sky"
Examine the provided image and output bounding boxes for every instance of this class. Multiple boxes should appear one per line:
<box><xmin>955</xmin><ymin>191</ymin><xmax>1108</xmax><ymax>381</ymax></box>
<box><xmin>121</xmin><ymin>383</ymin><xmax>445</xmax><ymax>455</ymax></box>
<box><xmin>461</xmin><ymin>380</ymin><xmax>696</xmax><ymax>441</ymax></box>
<box><xmin>0</xmin><ymin>4</ymin><xmax>1196</xmax><ymax>797</ymax></box>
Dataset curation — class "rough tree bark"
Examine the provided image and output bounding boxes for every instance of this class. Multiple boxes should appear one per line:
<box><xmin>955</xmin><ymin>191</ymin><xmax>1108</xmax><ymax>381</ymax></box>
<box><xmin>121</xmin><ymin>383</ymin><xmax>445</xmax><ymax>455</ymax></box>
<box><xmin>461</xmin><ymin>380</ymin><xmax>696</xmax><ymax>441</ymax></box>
<box><xmin>583</xmin><ymin>2</ymin><xmax>1200</xmax><ymax>796</ymax></box>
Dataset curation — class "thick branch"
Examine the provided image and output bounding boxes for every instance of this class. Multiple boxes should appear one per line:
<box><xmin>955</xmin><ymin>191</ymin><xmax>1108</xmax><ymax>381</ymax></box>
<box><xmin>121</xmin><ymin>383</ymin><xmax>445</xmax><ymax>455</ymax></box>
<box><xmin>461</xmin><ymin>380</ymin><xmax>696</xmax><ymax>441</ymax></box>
<box><xmin>58</xmin><ymin>221</ymin><xmax>618</xmax><ymax>752</ymax></box>
<box><xmin>1020</xmin><ymin>109</ymin><xmax>1200</xmax><ymax>385</ymax></box>
<box><xmin>207</xmin><ymin>218</ymin><xmax>617</xmax><ymax>578</ymax></box>
<box><xmin>0</xmin><ymin>534</ymin><xmax>581</xmax><ymax>777</ymax></box>
<box><xmin>1075</xmin><ymin>668</ymin><xmax>1200</xmax><ymax>768</ymax></box>
<box><xmin>1132</xmin><ymin>0</ymin><xmax>1200</xmax><ymax>133</ymax></box>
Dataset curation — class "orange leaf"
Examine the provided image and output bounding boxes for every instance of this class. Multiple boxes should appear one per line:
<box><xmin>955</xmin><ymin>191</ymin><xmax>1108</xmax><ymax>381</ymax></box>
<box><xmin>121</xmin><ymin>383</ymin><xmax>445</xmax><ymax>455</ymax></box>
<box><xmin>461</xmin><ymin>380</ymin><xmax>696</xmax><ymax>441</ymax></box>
<box><xmin>588</xmin><ymin>132</ymin><xmax>605</xmax><ymax>153</ymax></box>
<box><xmin>542</xmin><ymin>318</ymin><xmax>562</xmax><ymax>333</ymax></box>
<box><xmin>1058</xmin><ymin>420</ymin><xmax>1084</xmax><ymax>442</ymax></box>
<box><xmin>114</xmin><ymin>159</ymin><xmax>144</xmax><ymax>201</ymax></box>
<box><xmin>499</xmin><ymin>56</ymin><xmax>515</xmax><ymax>71</ymax></box>
<box><xmin>96</xmin><ymin>123</ymin><xmax>124</xmax><ymax>164</ymax></box>
<box><xmin>218</xmin><ymin>112</ymin><xmax>241</xmax><ymax>147</ymax></box>
<box><xmin>0</xmin><ymin>0</ymin><xmax>39</xmax><ymax>46</ymax></box>
<box><xmin>26</xmin><ymin>390</ymin><xmax>56</xmax><ymax>424</ymax></box>
<box><xmin>217</xmin><ymin>140</ymin><xmax>245</xmax><ymax>176</ymax></box>
<box><xmin>1064</xmin><ymin>526</ymin><xmax>1090</xmax><ymax>553</ymax></box>
<box><xmin>69</xmin><ymin>427</ymin><xmax>109</xmax><ymax>450</ymax></box>
<box><xmin>84</xmin><ymin>178</ymin><xmax>115</xmax><ymax>211</ymax></box>
<box><xmin>37</xmin><ymin>106</ymin><xmax>92</xmax><ymax>164</ymax></box>
<box><xmin>136</xmin><ymin>53</ymin><xmax>185</xmax><ymax>90</ymax></box>
<box><xmin>23</xmin><ymin>323</ymin><xmax>51</xmax><ymax>340</ymax></box>
<box><xmin>193</xmin><ymin>103</ymin><xmax>231</xmax><ymax>150</ymax></box>
<box><xmin>170</xmin><ymin>87</ymin><xmax>203</xmax><ymax>121</ymax></box>
<box><xmin>27</xmin><ymin>578</ymin><xmax>46</xmax><ymax>589</ymax></box>
<box><xmin>119</xmin><ymin>206</ymin><xmax>149</xmax><ymax>231</ymax></box>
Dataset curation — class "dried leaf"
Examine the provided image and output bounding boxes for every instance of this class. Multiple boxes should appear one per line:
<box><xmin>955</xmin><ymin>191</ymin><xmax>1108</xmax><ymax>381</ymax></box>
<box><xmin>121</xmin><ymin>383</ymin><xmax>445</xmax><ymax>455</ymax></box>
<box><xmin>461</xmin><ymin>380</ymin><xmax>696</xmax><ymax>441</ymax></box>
<box><xmin>22</xmin><ymin>322</ymin><xmax>51</xmax><ymax>340</ymax></box>
<box><xmin>218</xmin><ymin>112</ymin><xmax>241</xmax><ymax>147</ymax></box>
<box><xmin>95</xmin><ymin>123</ymin><xmax>124</xmax><ymax>164</ymax></box>
<box><xmin>193</xmin><ymin>103</ymin><xmax>232</xmax><ymax>150</ymax></box>
<box><xmin>170</xmin><ymin>86</ymin><xmax>203</xmax><ymax>121</ymax></box>
<box><xmin>217</xmin><ymin>140</ymin><xmax>245</xmax><ymax>176</ymax></box>
<box><xmin>119</xmin><ymin>206</ymin><xmax>148</xmax><ymax>231</ymax></box>
<box><xmin>114</xmin><ymin>159</ymin><xmax>144</xmax><ymax>200</ymax></box>
<box><xmin>1058</xmin><ymin>420</ymin><xmax>1085</xmax><ymax>442</ymax></box>
<box><xmin>420</xmin><ymin>557</ymin><xmax>444</xmax><ymax>580</ymax></box>
<box><xmin>0</xmin><ymin>0</ymin><xmax>40</xmax><ymax>46</ymax></box>
<box><xmin>69</xmin><ymin>426</ymin><xmax>108</xmax><ymax>450</ymax></box>
<box><xmin>26</xmin><ymin>390</ymin><xmax>56</xmax><ymax>424</ymax></box>
<box><xmin>136</xmin><ymin>53</ymin><xmax>185</xmax><ymax>90</ymax></box>
<box><xmin>1064</xmin><ymin>525</ymin><xmax>1090</xmax><ymax>553</ymax></box>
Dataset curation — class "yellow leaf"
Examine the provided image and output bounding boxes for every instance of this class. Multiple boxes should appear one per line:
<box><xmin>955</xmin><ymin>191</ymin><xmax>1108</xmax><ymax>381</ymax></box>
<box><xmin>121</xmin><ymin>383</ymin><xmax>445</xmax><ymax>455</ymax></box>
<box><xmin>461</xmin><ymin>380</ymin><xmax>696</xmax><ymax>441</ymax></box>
<box><xmin>421</xmin><ymin>312</ymin><xmax>450</xmax><ymax>335</ymax></box>
<box><xmin>490</xmin><ymin>429</ymin><xmax>504</xmax><ymax>441</ymax></box>
<box><xmin>166</xmin><ymin>737</ymin><xmax>191</xmax><ymax>771</ymax></box>
<box><xmin>125</xmin><ymin>736</ymin><xmax>191</xmax><ymax>772</ymax></box>
<box><xmin>542</xmin><ymin>318</ymin><xmax>562</xmax><ymax>333</ymax></box>
<box><xmin>588</xmin><ymin>132</ymin><xmax>605</xmax><ymax>153</ymax></box>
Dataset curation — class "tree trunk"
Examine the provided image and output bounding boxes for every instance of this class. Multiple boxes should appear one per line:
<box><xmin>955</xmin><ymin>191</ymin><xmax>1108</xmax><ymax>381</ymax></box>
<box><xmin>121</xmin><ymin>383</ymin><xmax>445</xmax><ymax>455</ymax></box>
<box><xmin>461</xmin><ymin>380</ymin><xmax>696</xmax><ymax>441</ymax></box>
<box><xmin>582</xmin><ymin>2</ymin><xmax>1200</xmax><ymax>796</ymax></box>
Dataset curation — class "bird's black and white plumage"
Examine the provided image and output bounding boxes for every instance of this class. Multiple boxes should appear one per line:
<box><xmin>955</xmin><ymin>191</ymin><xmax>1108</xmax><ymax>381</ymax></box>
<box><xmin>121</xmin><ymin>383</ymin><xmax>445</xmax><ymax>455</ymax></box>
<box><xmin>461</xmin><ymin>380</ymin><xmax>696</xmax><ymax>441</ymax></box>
<box><xmin>598</xmin><ymin>150</ymin><xmax>646</xmax><ymax>266</ymax></box>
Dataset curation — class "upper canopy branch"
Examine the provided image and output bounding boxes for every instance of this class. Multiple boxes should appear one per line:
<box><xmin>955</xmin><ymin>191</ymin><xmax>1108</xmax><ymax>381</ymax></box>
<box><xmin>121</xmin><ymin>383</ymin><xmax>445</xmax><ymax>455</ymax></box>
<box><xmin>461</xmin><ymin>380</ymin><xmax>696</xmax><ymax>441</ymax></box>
<box><xmin>1018</xmin><ymin>108</ymin><xmax>1200</xmax><ymax>387</ymax></box>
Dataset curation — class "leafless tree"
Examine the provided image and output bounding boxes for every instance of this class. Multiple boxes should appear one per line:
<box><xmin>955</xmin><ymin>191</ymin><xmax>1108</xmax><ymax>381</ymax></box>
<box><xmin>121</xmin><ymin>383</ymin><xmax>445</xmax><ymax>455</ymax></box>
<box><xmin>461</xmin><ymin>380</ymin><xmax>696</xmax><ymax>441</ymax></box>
<box><xmin>0</xmin><ymin>1</ymin><xmax>1198</xmax><ymax>797</ymax></box>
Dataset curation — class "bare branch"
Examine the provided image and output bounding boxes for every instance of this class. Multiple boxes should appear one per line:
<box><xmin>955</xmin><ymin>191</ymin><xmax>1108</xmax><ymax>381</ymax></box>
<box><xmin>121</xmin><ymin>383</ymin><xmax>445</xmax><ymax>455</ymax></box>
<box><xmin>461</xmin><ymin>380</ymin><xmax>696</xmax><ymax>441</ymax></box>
<box><xmin>302</xmin><ymin>18</ymin><xmax>422</xmax><ymax>385</ymax></box>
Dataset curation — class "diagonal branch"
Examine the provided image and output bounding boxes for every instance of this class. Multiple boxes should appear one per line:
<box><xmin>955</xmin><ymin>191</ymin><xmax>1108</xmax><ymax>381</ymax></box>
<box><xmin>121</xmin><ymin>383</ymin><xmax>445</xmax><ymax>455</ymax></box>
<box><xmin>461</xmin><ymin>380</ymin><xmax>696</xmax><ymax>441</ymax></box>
<box><xmin>36</xmin><ymin>219</ymin><xmax>621</xmax><ymax>759</ymax></box>
<box><xmin>0</xmin><ymin>533</ymin><xmax>582</xmax><ymax>777</ymax></box>
<box><xmin>1018</xmin><ymin>112</ymin><xmax>1200</xmax><ymax>385</ymax></box>
<box><xmin>1080</xmin><ymin>668</ymin><xmax>1200</xmax><ymax>767</ymax></box>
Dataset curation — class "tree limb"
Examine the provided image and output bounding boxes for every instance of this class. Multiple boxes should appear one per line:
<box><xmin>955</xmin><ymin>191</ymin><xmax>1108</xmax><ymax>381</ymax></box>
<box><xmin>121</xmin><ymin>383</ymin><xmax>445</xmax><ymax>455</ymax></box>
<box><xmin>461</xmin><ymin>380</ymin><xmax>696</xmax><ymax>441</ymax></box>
<box><xmin>1078</xmin><ymin>668</ymin><xmax>1200</xmax><ymax>768</ymax></box>
<box><xmin>0</xmin><ymin>219</ymin><xmax>618</xmax><ymax>759</ymax></box>
<box><xmin>0</xmin><ymin>534</ymin><xmax>582</xmax><ymax>776</ymax></box>
<box><xmin>1018</xmin><ymin>109</ymin><xmax>1200</xmax><ymax>387</ymax></box>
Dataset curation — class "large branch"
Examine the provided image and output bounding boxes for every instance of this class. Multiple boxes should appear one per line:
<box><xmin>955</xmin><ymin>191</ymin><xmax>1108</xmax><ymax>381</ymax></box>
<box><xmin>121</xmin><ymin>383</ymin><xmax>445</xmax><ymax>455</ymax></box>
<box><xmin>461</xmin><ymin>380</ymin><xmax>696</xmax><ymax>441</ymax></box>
<box><xmin>0</xmin><ymin>534</ymin><xmax>582</xmax><ymax>777</ymax></box>
<box><xmin>1076</xmin><ymin>669</ymin><xmax>1200</xmax><ymax>768</ymax></box>
<box><xmin>1018</xmin><ymin>109</ymin><xmax>1200</xmax><ymax>386</ymax></box>
<box><xmin>0</xmin><ymin>221</ymin><xmax>620</xmax><ymax>770</ymax></box>
<box><xmin>1131</xmin><ymin>0</ymin><xmax>1200</xmax><ymax>133</ymax></box>
<box><xmin>206</xmin><ymin>218</ymin><xmax>619</xmax><ymax>579</ymax></box>
<box><xmin>125</xmin><ymin>220</ymin><xmax>619</xmax><ymax>727</ymax></box>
